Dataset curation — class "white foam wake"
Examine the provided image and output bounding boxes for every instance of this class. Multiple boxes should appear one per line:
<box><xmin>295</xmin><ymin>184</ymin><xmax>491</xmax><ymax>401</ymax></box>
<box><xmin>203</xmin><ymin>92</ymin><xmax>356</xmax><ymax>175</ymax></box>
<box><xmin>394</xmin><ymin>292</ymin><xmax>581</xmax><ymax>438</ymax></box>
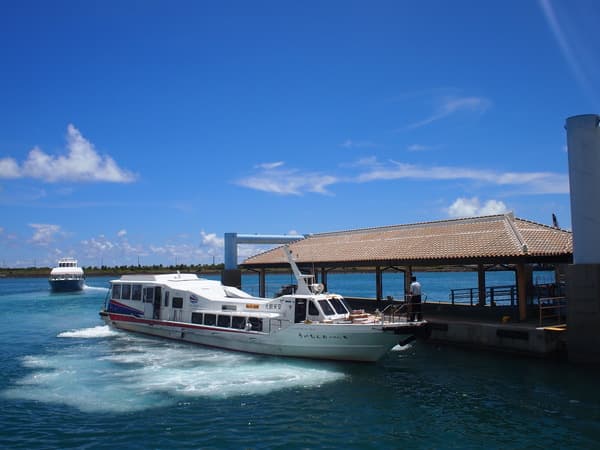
<box><xmin>58</xmin><ymin>325</ymin><xmax>118</xmax><ymax>338</ymax></box>
<box><xmin>3</xmin><ymin>332</ymin><xmax>347</xmax><ymax>413</ymax></box>
<box><xmin>83</xmin><ymin>285</ymin><xmax>109</xmax><ymax>292</ymax></box>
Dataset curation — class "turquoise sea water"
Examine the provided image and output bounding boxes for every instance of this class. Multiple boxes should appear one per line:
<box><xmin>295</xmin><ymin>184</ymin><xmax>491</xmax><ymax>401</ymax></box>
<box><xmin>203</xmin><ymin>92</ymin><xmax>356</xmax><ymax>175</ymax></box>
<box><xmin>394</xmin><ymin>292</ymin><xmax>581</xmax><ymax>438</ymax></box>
<box><xmin>1</xmin><ymin>274</ymin><xmax>599</xmax><ymax>449</ymax></box>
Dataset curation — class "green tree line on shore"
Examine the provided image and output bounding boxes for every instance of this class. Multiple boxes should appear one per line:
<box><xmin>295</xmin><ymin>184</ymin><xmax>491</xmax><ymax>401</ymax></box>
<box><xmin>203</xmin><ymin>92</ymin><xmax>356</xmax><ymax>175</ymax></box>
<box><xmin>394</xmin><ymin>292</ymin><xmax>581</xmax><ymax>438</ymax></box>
<box><xmin>0</xmin><ymin>263</ymin><xmax>226</xmax><ymax>278</ymax></box>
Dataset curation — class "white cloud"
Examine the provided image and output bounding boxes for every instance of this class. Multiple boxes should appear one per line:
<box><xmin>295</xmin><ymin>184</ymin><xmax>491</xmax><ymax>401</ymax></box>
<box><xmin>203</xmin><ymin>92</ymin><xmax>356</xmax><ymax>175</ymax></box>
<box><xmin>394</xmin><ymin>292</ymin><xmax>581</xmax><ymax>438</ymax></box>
<box><xmin>82</xmin><ymin>235</ymin><xmax>116</xmax><ymax>253</ymax></box>
<box><xmin>200</xmin><ymin>231</ymin><xmax>224</xmax><ymax>249</ymax></box>
<box><xmin>1</xmin><ymin>124</ymin><xmax>136</xmax><ymax>183</ymax></box>
<box><xmin>405</xmin><ymin>96</ymin><xmax>491</xmax><ymax>130</ymax></box>
<box><xmin>117</xmin><ymin>229</ymin><xmax>127</xmax><ymax>237</ymax></box>
<box><xmin>0</xmin><ymin>157</ymin><xmax>21</xmax><ymax>178</ymax></box>
<box><xmin>29</xmin><ymin>223</ymin><xmax>62</xmax><ymax>246</ymax></box>
<box><xmin>447</xmin><ymin>197</ymin><xmax>509</xmax><ymax>218</ymax></box>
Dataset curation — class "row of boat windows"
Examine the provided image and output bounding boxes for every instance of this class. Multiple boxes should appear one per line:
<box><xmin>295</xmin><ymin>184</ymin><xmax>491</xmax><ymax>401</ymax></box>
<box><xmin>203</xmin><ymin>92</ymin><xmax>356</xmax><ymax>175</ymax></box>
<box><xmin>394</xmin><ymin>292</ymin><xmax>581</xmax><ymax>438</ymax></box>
<box><xmin>191</xmin><ymin>312</ymin><xmax>263</xmax><ymax>332</ymax></box>
<box><xmin>112</xmin><ymin>284</ymin><xmax>184</xmax><ymax>308</ymax></box>
<box><xmin>113</xmin><ymin>284</ymin><xmax>146</xmax><ymax>302</ymax></box>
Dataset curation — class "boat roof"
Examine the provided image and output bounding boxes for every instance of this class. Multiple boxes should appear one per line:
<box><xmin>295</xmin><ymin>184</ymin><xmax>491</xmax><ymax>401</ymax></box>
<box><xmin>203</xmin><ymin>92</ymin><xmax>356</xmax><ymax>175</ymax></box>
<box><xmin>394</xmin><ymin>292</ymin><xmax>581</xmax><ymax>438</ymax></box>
<box><xmin>112</xmin><ymin>273</ymin><xmax>267</xmax><ymax>302</ymax></box>
<box><xmin>116</xmin><ymin>273</ymin><xmax>200</xmax><ymax>283</ymax></box>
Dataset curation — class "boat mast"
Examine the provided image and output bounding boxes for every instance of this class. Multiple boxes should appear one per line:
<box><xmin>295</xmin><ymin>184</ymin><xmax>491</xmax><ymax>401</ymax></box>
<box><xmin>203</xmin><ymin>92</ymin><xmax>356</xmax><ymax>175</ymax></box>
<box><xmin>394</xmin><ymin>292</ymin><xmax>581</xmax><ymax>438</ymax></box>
<box><xmin>282</xmin><ymin>245</ymin><xmax>313</xmax><ymax>295</ymax></box>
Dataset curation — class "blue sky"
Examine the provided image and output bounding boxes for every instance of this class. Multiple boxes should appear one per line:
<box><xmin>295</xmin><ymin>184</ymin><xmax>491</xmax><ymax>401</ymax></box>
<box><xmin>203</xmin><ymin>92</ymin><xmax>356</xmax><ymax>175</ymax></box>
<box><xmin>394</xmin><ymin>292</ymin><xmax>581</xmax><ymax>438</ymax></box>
<box><xmin>1</xmin><ymin>0</ymin><xmax>598</xmax><ymax>268</ymax></box>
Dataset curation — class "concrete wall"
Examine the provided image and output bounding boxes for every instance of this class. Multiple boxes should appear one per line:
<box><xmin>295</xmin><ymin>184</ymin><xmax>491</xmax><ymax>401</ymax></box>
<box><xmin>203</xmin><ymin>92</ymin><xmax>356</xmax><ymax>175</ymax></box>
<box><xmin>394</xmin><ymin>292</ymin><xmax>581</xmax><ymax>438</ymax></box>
<box><xmin>427</xmin><ymin>320</ymin><xmax>565</xmax><ymax>357</ymax></box>
<box><xmin>567</xmin><ymin>264</ymin><xmax>600</xmax><ymax>363</ymax></box>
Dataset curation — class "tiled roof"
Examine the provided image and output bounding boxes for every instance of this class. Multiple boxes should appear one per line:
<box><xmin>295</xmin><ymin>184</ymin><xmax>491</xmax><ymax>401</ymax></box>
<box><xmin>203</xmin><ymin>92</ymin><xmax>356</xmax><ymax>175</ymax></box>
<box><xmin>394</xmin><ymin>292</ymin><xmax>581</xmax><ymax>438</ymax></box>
<box><xmin>241</xmin><ymin>214</ymin><xmax>572</xmax><ymax>267</ymax></box>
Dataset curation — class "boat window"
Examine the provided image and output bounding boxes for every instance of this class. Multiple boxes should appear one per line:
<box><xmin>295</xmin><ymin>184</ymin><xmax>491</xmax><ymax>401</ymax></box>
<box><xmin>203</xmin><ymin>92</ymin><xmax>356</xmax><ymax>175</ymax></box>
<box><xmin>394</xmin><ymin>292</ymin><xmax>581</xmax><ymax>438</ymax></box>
<box><xmin>144</xmin><ymin>287</ymin><xmax>155</xmax><ymax>303</ymax></box>
<box><xmin>131</xmin><ymin>285</ymin><xmax>142</xmax><ymax>301</ymax></box>
<box><xmin>222</xmin><ymin>304</ymin><xmax>237</xmax><ymax>311</ymax></box>
<box><xmin>217</xmin><ymin>315</ymin><xmax>231</xmax><ymax>328</ymax></box>
<box><xmin>249</xmin><ymin>317</ymin><xmax>263</xmax><ymax>332</ymax></box>
<box><xmin>191</xmin><ymin>312</ymin><xmax>203</xmax><ymax>324</ymax></box>
<box><xmin>204</xmin><ymin>313</ymin><xmax>216</xmax><ymax>326</ymax></box>
<box><xmin>308</xmin><ymin>300</ymin><xmax>319</xmax><ymax>316</ymax></box>
<box><xmin>112</xmin><ymin>284</ymin><xmax>121</xmax><ymax>299</ymax></box>
<box><xmin>121</xmin><ymin>284</ymin><xmax>131</xmax><ymax>300</ymax></box>
<box><xmin>232</xmin><ymin>316</ymin><xmax>246</xmax><ymax>329</ymax></box>
<box><xmin>172</xmin><ymin>297</ymin><xmax>183</xmax><ymax>308</ymax></box>
<box><xmin>164</xmin><ymin>291</ymin><xmax>170</xmax><ymax>307</ymax></box>
<box><xmin>329</xmin><ymin>297</ymin><xmax>349</xmax><ymax>314</ymax></box>
<box><xmin>318</xmin><ymin>300</ymin><xmax>335</xmax><ymax>316</ymax></box>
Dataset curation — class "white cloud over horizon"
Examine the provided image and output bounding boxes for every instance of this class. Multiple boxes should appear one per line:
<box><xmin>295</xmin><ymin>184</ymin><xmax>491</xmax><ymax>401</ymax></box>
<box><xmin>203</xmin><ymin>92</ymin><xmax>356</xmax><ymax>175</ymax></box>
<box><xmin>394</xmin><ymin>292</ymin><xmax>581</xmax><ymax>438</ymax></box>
<box><xmin>447</xmin><ymin>197</ymin><xmax>509</xmax><ymax>218</ymax></box>
<box><xmin>0</xmin><ymin>124</ymin><xmax>137</xmax><ymax>183</ymax></box>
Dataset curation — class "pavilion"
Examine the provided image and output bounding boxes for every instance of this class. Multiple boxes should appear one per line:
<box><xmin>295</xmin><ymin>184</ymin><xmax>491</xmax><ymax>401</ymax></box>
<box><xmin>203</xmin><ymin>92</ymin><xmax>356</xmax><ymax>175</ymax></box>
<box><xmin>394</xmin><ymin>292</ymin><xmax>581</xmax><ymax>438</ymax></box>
<box><xmin>239</xmin><ymin>213</ymin><xmax>573</xmax><ymax>321</ymax></box>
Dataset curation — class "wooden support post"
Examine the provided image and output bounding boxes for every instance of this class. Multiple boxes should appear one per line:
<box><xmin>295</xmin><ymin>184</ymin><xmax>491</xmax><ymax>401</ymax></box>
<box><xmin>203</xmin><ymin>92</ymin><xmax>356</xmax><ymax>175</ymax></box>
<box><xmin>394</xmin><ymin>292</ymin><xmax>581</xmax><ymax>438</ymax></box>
<box><xmin>477</xmin><ymin>264</ymin><xmax>486</xmax><ymax>306</ymax></box>
<box><xmin>517</xmin><ymin>263</ymin><xmax>527</xmax><ymax>321</ymax></box>
<box><xmin>259</xmin><ymin>269</ymin><xmax>266</xmax><ymax>298</ymax></box>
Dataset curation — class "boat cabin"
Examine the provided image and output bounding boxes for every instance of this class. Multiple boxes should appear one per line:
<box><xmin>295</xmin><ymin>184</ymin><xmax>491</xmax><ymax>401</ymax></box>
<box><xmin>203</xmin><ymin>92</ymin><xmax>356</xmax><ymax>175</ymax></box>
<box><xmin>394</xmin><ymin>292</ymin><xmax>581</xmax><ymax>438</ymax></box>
<box><xmin>106</xmin><ymin>273</ymin><xmax>354</xmax><ymax>334</ymax></box>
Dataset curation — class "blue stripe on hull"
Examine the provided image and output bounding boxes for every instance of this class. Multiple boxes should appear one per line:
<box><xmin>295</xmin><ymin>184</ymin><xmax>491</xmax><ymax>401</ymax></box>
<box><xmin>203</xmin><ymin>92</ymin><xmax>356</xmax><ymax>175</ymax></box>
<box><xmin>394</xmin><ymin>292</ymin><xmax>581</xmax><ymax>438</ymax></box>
<box><xmin>107</xmin><ymin>300</ymin><xmax>144</xmax><ymax>317</ymax></box>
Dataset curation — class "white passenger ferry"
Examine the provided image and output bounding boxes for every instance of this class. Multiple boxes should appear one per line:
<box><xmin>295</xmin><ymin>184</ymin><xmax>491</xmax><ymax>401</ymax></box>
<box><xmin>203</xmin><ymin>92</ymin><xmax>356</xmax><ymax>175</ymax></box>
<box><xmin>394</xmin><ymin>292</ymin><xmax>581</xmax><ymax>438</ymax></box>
<box><xmin>100</xmin><ymin>248</ymin><xmax>426</xmax><ymax>362</ymax></box>
<box><xmin>49</xmin><ymin>258</ymin><xmax>85</xmax><ymax>292</ymax></box>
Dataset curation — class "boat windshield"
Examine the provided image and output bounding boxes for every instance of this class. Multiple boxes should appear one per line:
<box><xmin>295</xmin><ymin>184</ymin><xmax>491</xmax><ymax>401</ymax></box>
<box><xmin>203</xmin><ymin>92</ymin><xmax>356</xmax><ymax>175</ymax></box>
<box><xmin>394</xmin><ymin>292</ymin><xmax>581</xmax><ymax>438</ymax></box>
<box><xmin>329</xmin><ymin>297</ymin><xmax>349</xmax><ymax>314</ymax></box>
<box><xmin>318</xmin><ymin>299</ymin><xmax>335</xmax><ymax>316</ymax></box>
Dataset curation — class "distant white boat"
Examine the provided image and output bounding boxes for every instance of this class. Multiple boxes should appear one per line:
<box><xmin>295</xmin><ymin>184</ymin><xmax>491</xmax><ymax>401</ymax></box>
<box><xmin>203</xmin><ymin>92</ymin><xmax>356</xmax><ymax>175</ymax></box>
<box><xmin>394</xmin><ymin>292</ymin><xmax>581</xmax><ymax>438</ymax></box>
<box><xmin>100</xmin><ymin>246</ymin><xmax>426</xmax><ymax>362</ymax></box>
<box><xmin>49</xmin><ymin>258</ymin><xmax>85</xmax><ymax>292</ymax></box>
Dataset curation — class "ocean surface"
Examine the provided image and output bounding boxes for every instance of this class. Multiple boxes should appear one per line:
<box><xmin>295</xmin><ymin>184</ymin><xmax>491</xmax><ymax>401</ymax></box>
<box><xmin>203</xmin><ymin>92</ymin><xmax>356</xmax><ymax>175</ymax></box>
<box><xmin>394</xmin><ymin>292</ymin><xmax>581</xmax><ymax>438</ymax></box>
<box><xmin>1</xmin><ymin>273</ymin><xmax>599</xmax><ymax>449</ymax></box>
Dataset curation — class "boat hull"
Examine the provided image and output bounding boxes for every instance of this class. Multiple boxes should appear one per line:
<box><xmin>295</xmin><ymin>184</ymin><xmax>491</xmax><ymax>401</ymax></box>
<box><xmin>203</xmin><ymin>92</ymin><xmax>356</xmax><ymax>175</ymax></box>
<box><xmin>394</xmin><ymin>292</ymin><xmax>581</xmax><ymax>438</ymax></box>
<box><xmin>101</xmin><ymin>311</ymin><xmax>421</xmax><ymax>362</ymax></box>
<box><xmin>49</xmin><ymin>278</ymin><xmax>85</xmax><ymax>292</ymax></box>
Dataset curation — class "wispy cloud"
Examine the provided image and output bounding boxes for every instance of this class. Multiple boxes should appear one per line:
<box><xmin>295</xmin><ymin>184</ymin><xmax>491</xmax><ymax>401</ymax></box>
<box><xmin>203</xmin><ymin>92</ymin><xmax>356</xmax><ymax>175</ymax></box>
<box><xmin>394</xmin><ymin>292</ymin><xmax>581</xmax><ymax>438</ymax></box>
<box><xmin>407</xmin><ymin>144</ymin><xmax>435</xmax><ymax>152</ymax></box>
<box><xmin>355</xmin><ymin>159</ymin><xmax>569</xmax><ymax>194</ymax></box>
<box><xmin>447</xmin><ymin>197</ymin><xmax>509</xmax><ymax>218</ymax></box>
<box><xmin>236</xmin><ymin>162</ymin><xmax>338</xmax><ymax>195</ymax></box>
<box><xmin>340</xmin><ymin>139</ymin><xmax>376</xmax><ymax>149</ymax></box>
<box><xmin>0</xmin><ymin>124</ymin><xmax>137</xmax><ymax>183</ymax></box>
<box><xmin>255</xmin><ymin>161</ymin><xmax>284</xmax><ymax>170</ymax></box>
<box><xmin>404</xmin><ymin>96</ymin><xmax>491</xmax><ymax>130</ymax></box>
<box><xmin>538</xmin><ymin>0</ymin><xmax>598</xmax><ymax>103</ymax></box>
<box><xmin>237</xmin><ymin>157</ymin><xmax>568</xmax><ymax>196</ymax></box>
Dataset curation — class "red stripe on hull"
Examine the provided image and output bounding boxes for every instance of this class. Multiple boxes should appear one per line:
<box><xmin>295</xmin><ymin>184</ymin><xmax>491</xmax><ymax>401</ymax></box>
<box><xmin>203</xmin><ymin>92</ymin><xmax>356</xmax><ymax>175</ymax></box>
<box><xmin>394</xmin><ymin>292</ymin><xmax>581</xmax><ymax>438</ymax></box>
<box><xmin>107</xmin><ymin>313</ymin><xmax>253</xmax><ymax>334</ymax></box>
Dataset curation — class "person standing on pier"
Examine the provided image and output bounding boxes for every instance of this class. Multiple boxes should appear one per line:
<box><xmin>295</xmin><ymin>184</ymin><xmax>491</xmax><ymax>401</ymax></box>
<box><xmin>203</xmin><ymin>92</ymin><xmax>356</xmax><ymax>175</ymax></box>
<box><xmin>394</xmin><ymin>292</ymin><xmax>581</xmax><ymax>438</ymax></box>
<box><xmin>409</xmin><ymin>276</ymin><xmax>422</xmax><ymax>321</ymax></box>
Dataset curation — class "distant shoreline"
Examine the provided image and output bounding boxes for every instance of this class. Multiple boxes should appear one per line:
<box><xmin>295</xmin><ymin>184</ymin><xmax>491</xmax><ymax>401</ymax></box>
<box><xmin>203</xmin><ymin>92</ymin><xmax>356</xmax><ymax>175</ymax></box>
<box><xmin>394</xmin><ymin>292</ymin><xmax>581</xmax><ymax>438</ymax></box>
<box><xmin>0</xmin><ymin>268</ymin><xmax>223</xmax><ymax>279</ymax></box>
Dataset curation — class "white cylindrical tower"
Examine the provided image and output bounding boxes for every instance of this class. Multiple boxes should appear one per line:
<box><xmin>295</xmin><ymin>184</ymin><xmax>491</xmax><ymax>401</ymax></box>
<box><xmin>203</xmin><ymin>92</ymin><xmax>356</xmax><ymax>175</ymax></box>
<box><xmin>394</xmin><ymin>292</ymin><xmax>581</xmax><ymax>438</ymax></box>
<box><xmin>565</xmin><ymin>114</ymin><xmax>600</xmax><ymax>264</ymax></box>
